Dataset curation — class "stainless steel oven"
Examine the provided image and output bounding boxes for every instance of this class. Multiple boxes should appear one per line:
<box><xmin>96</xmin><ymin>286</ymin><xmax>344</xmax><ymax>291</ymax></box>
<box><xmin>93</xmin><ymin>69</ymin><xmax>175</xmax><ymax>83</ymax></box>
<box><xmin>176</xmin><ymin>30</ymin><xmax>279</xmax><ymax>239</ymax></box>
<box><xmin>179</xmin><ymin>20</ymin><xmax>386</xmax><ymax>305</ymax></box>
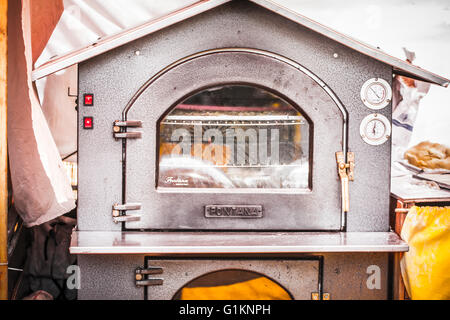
<box><xmin>41</xmin><ymin>0</ymin><xmax>446</xmax><ymax>300</ymax></box>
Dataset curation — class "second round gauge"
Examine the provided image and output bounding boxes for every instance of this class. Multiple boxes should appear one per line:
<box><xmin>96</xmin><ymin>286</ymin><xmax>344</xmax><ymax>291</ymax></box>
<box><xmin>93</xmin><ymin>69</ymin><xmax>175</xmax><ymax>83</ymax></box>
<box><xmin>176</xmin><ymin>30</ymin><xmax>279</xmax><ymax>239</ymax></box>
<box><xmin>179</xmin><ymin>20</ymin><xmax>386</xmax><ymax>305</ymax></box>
<box><xmin>360</xmin><ymin>114</ymin><xmax>391</xmax><ymax>145</ymax></box>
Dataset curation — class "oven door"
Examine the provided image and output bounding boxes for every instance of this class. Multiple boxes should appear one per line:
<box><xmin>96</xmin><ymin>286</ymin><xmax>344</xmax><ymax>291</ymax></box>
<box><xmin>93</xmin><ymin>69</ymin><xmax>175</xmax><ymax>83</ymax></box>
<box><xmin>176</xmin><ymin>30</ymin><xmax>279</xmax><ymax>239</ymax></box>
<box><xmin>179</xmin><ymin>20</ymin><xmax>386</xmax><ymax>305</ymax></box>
<box><xmin>142</xmin><ymin>257</ymin><xmax>322</xmax><ymax>300</ymax></box>
<box><xmin>122</xmin><ymin>49</ymin><xmax>346</xmax><ymax>230</ymax></box>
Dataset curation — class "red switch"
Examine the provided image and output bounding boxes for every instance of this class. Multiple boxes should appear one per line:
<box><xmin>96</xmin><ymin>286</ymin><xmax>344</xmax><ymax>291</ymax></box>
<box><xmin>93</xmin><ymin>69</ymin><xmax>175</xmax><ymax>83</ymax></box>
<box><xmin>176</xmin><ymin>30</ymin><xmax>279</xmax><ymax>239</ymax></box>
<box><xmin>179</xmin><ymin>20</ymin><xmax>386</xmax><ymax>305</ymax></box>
<box><xmin>83</xmin><ymin>93</ymin><xmax>94</xmax><ymax>106</ymax></box>
<box><xmin>83</xmin><ymin>117</ymin><xmax>93</xmax><ymax>129</ymax></box>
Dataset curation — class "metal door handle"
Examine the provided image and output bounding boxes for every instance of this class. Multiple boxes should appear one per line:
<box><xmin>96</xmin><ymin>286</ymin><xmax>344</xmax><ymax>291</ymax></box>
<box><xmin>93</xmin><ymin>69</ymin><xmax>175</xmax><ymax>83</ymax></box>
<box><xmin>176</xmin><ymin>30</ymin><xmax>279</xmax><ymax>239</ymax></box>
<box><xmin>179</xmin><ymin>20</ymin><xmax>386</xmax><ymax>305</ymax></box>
<box><xmin>336</xmin><ymin>152</ymin><xmax>354</xmax><ymax>213</ymax></box>
<box><xmin>340</xmin><ymin>174</ymin><xmax>349</xmax><ymax>213</ymax></box>
<box><xmin>136</xmin><ymin>267</ymin><xmax>163</xmax><ymax>276</ymax></box>
<box><xmin>113</xmin><ymin>131</ymin><xmax>142</xmax><ymax>139</ymax></box>
<box><xmin>113</xmin><ymin>203</ymin><xmax>141</xmax><ymax>211</ymax></box>
<box><xmin>112</xmin><ymin>203</ymin><xmax>142</xmax><ymax>223</ymax></box>
<box><xmin>114</xmin><ymin>120</ymin><xmax>142</xmax><ymax>127</ymax></box>
<box><xmin>135</xmin><ymin>267</ymin><xmax>164</xmax><ymax>287</ymax></box>
<box><xmin>135</xmin><ymin>279</ymin><xmax>164</xmax><ymax>287</ymax></box>
<box><xmin>112</xmin><ymin>215</ymin><xmax>141</xmax><ymax>223</ymax></box>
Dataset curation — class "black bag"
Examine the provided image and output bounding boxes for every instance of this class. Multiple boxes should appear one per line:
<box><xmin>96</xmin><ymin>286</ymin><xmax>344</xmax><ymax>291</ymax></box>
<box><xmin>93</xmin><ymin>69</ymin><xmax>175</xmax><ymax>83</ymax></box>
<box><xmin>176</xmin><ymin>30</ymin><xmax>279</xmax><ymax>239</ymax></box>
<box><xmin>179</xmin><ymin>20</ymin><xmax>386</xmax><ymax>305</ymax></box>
<box><xmin>24</xmin><ymin>216</ymin><xmax>77</xmax><ymax>300</ymax></box>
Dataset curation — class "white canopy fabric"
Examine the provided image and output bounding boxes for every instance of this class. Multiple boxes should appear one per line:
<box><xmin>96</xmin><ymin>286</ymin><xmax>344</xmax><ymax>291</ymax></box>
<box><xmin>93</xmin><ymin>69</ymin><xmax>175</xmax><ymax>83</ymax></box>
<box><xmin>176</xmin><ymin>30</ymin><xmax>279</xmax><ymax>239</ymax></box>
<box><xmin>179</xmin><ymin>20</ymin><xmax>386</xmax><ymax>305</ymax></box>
<box><xmin>8</xmin><ymin>0</ymin><xmax>74</xmax><ymax>226</ymax></box>
<box><xmin>35</xmin><ymin>0</ymin><xmax>197</xmax><ymax>161</ymax></box>
<box><xmin>35</xmin><ymin>0</ymin><xmax>450</xmax><ymax>159</ymax></box>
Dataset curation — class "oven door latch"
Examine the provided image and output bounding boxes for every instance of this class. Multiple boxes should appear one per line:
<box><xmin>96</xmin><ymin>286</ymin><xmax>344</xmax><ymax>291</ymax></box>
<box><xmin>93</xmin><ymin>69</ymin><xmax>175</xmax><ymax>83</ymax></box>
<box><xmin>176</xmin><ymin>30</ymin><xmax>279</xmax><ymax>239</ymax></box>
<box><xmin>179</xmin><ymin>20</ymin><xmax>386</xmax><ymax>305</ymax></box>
<box><xmin>112</xmin><ymin>203</ymin><xmax>142</xmax><ymax>223</ymax></box>
<box><xmin>336</xmin><ymin>152</ymin><xmax>355</xmax><ymax>213</ymax></box>
<box><xmin>113</xmin><ymin>120</ymin><xmax>142</xmax><ymax>139</ymax></box>
<box><xmin>135</xmin><ymin>267</ymin><xmax>164</xmax><ymax>287</ymax></box>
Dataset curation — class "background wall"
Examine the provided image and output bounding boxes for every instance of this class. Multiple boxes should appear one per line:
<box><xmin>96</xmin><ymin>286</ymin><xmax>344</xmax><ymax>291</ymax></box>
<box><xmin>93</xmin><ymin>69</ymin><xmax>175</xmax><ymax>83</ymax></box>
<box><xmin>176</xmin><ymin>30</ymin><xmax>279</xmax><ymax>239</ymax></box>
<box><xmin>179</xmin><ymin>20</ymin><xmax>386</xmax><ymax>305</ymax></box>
<box><xmin>278</xmin><ymin>0</ymin><xmax>450</xmax><ymax>147</ymax></box>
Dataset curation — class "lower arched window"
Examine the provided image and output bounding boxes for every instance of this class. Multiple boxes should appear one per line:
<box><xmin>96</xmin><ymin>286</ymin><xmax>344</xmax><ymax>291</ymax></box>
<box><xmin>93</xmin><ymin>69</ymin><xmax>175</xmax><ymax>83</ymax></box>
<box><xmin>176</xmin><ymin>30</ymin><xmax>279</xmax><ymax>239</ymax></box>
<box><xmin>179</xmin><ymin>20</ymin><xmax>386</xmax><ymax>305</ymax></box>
<box><xmin>172</xmin><ymin>269</ymin><xmax>293</xmax><ymax>300</ymax></box>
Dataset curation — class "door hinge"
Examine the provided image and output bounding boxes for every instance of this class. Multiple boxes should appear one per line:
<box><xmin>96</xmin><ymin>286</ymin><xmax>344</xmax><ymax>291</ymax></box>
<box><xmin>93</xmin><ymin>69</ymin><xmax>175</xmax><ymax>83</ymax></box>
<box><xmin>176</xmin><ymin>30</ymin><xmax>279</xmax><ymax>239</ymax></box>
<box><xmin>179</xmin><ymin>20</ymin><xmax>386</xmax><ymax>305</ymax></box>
<box><xmin>112</xmin><ymin>203</ymin><xmax>142</xmax><ymax>223</ymax></box>
<box><xmin>135</xmin><ymin>267</ymin><xmax>164</xmax><ymax>287</ymax></box>
<box><xmin>113</xmin><ymin>120</ymin><xmax>142</xmax><ymax>139</ymax></box>
<box><xmin>336</xmin><ymin>152</ymin><xmax>355</xmax><ymax>213</ymax></box>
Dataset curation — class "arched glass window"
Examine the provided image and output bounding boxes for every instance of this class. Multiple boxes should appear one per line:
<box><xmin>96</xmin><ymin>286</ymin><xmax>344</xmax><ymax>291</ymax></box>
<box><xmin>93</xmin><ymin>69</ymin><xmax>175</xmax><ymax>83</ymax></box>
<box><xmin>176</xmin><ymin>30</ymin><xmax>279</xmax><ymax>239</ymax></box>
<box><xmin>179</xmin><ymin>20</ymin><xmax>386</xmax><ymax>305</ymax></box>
<box><xmin>158</xmin><ymin>85</ymin><xmax>310</xmax><ymax>189</ymax></box>
<box><xmin>172</xmin><ymin>269</ymin><xmax>293</xmax><ymax>300</ymax></box>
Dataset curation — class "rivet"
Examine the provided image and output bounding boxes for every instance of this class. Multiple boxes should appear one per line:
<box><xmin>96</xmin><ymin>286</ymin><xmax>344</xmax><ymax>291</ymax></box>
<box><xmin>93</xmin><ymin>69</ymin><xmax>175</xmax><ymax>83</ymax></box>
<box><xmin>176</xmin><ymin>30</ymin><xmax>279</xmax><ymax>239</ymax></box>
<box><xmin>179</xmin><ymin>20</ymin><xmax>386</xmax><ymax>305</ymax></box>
<box><xmin>333</xmin><ymin>53</ymin><xmax>339</xmax><ymax>58</ymax></box>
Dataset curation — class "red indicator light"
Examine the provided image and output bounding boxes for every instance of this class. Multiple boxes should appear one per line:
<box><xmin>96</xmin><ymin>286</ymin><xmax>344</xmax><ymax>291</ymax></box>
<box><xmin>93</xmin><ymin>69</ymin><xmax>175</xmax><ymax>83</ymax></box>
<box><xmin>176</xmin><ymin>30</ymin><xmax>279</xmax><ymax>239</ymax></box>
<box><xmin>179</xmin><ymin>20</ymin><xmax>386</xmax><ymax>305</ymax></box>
<box><xmin>83</xmin><ymin>117</ymin><xmax>93</xmax><ymax>129</ymax></box>
<box><xmin>84</xmin><ymin>94</ymin><xmax>94</xmax><ymax>106</ymax></box>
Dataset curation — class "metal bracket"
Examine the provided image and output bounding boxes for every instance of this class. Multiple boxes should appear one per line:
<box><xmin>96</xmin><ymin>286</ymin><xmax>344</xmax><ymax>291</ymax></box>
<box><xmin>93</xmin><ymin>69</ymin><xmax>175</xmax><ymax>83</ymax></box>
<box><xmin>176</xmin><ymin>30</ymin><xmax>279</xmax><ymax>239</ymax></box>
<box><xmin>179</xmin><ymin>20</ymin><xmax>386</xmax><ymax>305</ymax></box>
<box><xmin>113</xmin><ymin>131</ymin><xmax>142</xmax><ymax>139</ymax></box>
<box><xmin>67</xmin><ymin>87</ymin><xmax>77</xmax><ymax>98</ymax></box>
<box><xmin>311</xmin><ymin>292</ymin><xmax>330</xmax><ymax>300</ymax></box>
<box><xmin>113</xmin><ymin>120</ymin><xmax>142</xmax><ymax>139</ymax></box>
<box><xmin>336</xmin><ymin>152</ymin><xmax>355</xmax><ymax>213</ymax></box>
<box><xmin>112</xmin><ymin>203</ymin><xmax>142</xmax><ymax>223</ymax></box>
<box><xmin>135</xmin><ymin>267</ymin><xmax>164</xmax><ymax>287</ymax></box>
<box><xmin>67</xmin><ymin>87</ymin><xmax>78</xmax><ymax>111</ymax></box>
<box><xmin>114</xmin><ymin>120</ymin><xmax>142</xmax><ymax>127</ymax></box>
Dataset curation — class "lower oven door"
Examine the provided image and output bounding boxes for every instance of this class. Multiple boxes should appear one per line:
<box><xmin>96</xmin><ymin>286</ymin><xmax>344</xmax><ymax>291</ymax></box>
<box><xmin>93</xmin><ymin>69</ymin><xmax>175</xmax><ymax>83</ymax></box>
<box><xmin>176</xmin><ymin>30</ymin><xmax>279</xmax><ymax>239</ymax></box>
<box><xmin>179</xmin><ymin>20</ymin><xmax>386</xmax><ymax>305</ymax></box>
<box><xmin>122</xmin><ymin>49</ymin><xmax>346</xmax><ymax>230</ymax></box>
<box><xmin>142</xmin><ymin>257</ymin><xmax>321</xmax><ymax>300</ymax></box>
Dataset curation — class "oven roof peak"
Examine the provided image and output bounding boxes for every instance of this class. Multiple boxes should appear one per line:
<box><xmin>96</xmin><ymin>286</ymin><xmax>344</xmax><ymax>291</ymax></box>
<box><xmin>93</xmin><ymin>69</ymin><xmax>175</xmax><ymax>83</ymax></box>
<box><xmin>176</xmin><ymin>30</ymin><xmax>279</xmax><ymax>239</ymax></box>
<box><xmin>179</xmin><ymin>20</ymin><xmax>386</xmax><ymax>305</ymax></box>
<box><xmin>32</xmin><ymin>0</ymin><xmax>449</xmax><ymax>87</ymax></box>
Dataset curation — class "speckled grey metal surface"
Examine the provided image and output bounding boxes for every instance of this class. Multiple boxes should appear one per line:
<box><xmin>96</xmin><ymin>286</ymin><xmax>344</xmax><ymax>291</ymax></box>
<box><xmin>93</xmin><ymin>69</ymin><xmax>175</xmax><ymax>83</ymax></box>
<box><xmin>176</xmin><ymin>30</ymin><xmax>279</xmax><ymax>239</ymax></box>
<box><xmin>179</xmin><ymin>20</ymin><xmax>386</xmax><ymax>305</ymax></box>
<box><xmin>124</xmin><ymin>51</ymin><xmax>343</xmax><ymax>230</ymax></box>
<box><xmin>78</xmin><ymin>255</ymin><xmax>144</xmax><ymax>300</ymax></box>
<box><xmin>78</xmin><ymin>253</ymin><xmax>388</xmax><ymax>300</ymax></box>
<box><xmin>78</xmin><ymin>1</ymin><xmax>391</xmax><ymax>232</ymax></box>
<box><xmin>144</xmin><ymin>258</ymin><xmax>319</xmax><ymax>300</ymax></box>
<box><xmin>76</xmin><ymin>1</ymin><xmax>393</xmax><ymax>300</ymax></box>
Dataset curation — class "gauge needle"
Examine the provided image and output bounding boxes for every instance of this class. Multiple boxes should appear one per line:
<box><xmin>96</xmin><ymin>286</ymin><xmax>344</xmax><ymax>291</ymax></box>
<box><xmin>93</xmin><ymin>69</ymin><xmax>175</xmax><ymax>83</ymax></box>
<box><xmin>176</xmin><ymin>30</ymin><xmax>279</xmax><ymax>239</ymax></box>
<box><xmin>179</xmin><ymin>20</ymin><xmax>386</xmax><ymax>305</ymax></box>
<box><xmin>370</xmin><ymin>87</ymin><xmax>381</xmax><ymax>99</ymax></box>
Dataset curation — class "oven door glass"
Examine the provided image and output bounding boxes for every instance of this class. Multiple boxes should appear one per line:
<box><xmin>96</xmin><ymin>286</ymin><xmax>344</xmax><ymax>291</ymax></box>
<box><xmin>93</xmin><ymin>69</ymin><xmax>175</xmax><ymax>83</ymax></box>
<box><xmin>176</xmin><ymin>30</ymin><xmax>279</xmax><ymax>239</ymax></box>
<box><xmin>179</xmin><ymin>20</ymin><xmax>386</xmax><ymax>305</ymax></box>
<box><xmin>158</xmin><ymin>85</ymin><xmax>310</xmax><ymax>190</ymax></box>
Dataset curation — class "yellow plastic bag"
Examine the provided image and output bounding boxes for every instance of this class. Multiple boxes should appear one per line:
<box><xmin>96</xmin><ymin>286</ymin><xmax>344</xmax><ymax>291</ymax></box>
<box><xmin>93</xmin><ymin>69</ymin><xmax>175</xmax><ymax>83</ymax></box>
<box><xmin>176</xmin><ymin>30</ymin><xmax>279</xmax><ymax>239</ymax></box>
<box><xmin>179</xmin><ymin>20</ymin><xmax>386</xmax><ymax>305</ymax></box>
<box><xmin>181</xmin><ymin>277</ymin><xmax>292</xmax><ymax>300</ymax></box>
<box><xmin>400</xmin><ymin>206</ymin><xmax>450</xmax><ymax>300</ymax></box>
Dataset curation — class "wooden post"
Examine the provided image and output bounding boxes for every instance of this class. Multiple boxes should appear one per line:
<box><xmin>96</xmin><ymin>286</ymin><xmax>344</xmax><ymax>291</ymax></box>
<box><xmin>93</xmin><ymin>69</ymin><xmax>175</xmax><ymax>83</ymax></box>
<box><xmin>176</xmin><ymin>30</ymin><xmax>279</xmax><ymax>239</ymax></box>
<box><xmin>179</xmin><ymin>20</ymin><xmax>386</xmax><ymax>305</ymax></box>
<box><xmin>392</xmin><ymin>201</ymin><xmax>411</xmax><ymax>300</ymax></box>
<box><xmin>0</xmin><ymin>0</ymin><xmax>8</xmax><ymax>301</ymax></box>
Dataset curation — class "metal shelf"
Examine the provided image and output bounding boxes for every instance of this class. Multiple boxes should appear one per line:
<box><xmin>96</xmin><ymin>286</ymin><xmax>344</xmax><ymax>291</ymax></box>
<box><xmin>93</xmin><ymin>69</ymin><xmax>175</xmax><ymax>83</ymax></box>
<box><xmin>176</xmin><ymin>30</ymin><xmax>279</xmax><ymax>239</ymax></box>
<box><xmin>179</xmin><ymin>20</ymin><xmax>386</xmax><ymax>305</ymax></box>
<box><xmin>70</xmin><ymin>231</ymin><xmax>408</xmax><ymax>254</ymax></box>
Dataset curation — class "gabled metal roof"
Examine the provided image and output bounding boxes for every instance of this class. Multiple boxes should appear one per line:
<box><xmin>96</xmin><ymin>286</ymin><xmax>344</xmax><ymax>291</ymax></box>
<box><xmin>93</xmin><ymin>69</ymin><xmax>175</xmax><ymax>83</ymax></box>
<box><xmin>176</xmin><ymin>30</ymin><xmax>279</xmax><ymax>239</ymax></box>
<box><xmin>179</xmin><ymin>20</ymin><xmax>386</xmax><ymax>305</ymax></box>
<box><xmin>32</xmin><ymin>0</ymin><xmax>449</xmax><ymax>87</ymax></box>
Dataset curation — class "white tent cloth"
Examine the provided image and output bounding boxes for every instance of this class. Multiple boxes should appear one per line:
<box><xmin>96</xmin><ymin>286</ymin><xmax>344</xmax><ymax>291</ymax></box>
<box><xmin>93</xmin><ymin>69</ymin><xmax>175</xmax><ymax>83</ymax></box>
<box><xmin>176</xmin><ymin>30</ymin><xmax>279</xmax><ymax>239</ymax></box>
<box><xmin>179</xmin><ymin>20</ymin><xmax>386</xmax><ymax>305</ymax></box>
<box><xmin>9</xmin><ymin>0</ymin><xmax>195</xmax><ymax>226</ymax></box>
<box><xmin>8</xmin><ymin>0</ymin><xmax>75</xmax><ymax>226</ymax></box>
<box><xmin>35</xmin><ymin>0</ymin><xmax>450</xmax><ymax>159</ymax></box>
<box><xmin>35</xmin><ymin>0</ymin><xmax>196</xmax><ymax>161</ymax></box>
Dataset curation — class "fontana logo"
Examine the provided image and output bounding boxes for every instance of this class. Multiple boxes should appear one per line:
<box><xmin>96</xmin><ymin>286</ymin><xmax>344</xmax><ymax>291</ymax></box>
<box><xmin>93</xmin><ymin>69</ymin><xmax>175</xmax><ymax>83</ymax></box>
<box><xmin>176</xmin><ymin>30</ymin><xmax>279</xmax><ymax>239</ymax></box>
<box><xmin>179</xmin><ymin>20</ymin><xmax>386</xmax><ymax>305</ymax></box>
<box><xmin>165</xmin><ymin>176</ymin><xmax>189</xmax><ymax>186</ymax></box>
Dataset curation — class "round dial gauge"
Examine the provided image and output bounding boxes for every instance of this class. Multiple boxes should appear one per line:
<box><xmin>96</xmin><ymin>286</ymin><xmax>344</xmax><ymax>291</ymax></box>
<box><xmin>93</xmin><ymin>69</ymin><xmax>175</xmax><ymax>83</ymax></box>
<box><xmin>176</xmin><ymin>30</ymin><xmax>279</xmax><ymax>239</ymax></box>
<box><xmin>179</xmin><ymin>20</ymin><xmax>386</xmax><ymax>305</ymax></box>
<box><xmin>360</xmin><ymin>78</ymin><xmax>392</xmax><ymax>109</ymax></box>
<box><xmin>360</xmin><ymin>114</ymin><xmax>391</xmax><ymax>145</ymax></box>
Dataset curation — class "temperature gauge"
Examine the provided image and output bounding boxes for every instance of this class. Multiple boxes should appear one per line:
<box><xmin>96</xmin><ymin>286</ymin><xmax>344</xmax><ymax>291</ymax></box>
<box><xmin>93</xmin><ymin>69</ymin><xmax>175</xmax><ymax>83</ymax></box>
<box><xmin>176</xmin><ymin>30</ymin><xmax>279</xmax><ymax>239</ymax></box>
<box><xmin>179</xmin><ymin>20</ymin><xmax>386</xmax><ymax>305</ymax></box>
<box><xmin>360</xmin><ymin>78</ymin><xmax>392</xmax><ymax>110</ymax></box>
<box><xmin>360</xmin><ymin>114</ymin><xmax>391</xmax><ymax>145</ymax></box>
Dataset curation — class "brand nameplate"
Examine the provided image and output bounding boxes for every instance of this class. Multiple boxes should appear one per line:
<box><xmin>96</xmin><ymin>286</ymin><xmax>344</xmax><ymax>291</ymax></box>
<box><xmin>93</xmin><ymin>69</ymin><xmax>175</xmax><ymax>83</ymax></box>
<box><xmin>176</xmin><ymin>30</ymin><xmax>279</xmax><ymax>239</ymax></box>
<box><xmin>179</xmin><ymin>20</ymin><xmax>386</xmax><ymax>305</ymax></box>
<box><xmin>205</xmin><ymin>205</ymin><xmax>263</xmax><ymax>218</ymax></box>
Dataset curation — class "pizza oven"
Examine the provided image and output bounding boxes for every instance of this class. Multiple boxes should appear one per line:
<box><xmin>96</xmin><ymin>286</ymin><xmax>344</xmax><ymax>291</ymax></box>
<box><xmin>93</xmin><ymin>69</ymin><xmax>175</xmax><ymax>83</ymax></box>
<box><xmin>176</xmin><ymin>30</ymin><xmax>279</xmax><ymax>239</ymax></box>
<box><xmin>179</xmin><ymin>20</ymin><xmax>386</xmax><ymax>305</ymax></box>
<box><xmin>30</xmin><ymin>0</ymin><xmax>445</xmax><ymax>300</ymax></box>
